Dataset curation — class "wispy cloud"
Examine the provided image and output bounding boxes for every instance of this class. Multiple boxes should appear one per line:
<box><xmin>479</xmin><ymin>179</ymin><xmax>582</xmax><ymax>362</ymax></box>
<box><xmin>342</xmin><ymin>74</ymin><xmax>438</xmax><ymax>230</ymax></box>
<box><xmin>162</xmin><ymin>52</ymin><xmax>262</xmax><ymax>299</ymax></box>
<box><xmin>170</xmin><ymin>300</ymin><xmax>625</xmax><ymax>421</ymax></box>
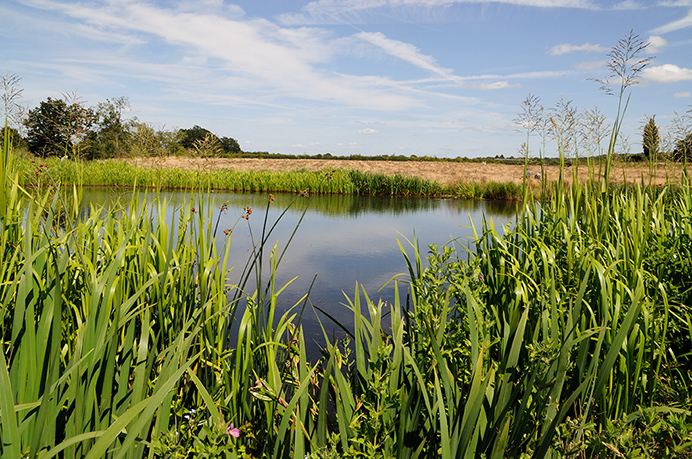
<box><xmin>453</xmin><ymin>70</ymin><xmax>573</xmax><ymax>81</ymax></box>
<box><xmin>674</xmin><ymin>91</ymin><xmax>692</xmax><ymax>98</ymax></box>
<box><xmin>611</xmin><ymin>1</ymin><xmax>645</xmax><ymax>9</ymax></box>
<box><xmin>471</xmin><ymin>81</ymin><xmax>521</xmax><ymax>90</ymax></box>
<box><xmin>278</xmin><ymin>0</ymin><xmax>603</xmax><ymax>25</ymax></box>
<box><xmin>358</xmin><ymin>128</ymin><xmax>379</xmax><ymax>134</ymax></box>
<box><xmin>17</xmin><ymin>0</ymin><xmax>430</xmax><ymax>111</ymax></box>
<box><xmin>657</xmin><ymin>1</ymin><xmax>692</xmax><ymax>8</ymax></box>
<box><xmin>650</xmin><ymin>8</ymin><xmax>692</xmax><ymax>34</ymax></box>
<box><xmin>641</xmin><ymin>64</ymin><xmax>692</xmax><ymax>83</ymax></box>
<box><xmin>574</xmin><ymin>60</ymin><xmax>607</xmax><ymax>71</ymax></box>
<box><xmin>548</xmin><ymin>43</ymin><xmax>608</xmax><ymax>56</ymax></box>
<box><xmin>356</xmin><ymin>32</ymin><xmax>452</xmax><ymax>77</ymax></box>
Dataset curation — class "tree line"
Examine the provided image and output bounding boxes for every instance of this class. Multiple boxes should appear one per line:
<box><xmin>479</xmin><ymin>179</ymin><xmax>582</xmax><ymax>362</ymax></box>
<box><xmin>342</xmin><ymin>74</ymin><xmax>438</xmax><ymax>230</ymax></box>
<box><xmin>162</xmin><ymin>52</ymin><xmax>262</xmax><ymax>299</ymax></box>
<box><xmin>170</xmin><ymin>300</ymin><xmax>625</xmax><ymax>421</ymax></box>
<box><xmin>2</xmin><ymin>94</ymin><xmax>241</xmax><ymax>160</ymax></box>
<box><xmin>1</xmin><ymin>80</ymin><xmax>690</xmax><ymax>163</ymax></box>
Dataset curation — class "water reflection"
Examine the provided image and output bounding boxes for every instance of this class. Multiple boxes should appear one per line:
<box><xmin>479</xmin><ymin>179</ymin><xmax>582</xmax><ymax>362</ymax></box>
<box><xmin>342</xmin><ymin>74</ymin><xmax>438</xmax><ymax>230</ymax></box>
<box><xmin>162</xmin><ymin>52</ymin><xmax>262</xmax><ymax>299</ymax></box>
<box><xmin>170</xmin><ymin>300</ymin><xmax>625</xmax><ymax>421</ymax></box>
<box><xmin>79</xmin><ymin>188</ymin><xmax>517</xmax><ymax>352</ymax></box>
<box><xmin>79</xmin><ymin>187</ymin><xmax>519</xmax><ymax>219</ymax></box>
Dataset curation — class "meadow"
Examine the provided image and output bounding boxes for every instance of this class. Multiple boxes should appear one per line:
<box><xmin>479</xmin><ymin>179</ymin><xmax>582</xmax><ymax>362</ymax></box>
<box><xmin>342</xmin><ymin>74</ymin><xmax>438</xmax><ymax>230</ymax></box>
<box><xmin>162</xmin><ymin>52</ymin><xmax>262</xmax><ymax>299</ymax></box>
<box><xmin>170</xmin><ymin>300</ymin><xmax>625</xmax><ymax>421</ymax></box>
<box><xmin>2</xmin><ymin>36</ymin><xmax>692</xmax><ymax>457</ymax></box>
<box><xmin>15</xmin><ymin>153</ymin><xmax>688</xmax><ymax>202</ymax></box>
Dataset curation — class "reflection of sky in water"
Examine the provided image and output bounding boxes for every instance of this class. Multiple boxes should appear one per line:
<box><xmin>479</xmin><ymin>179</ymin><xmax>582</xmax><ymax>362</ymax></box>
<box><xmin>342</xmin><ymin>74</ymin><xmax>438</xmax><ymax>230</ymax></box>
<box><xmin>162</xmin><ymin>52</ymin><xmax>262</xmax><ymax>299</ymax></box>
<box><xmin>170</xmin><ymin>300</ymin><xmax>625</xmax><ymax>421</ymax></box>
<box><xmin>79</xmin><ymin>189</ymin><xmax>516</xmax><ymax>352</ymax></box>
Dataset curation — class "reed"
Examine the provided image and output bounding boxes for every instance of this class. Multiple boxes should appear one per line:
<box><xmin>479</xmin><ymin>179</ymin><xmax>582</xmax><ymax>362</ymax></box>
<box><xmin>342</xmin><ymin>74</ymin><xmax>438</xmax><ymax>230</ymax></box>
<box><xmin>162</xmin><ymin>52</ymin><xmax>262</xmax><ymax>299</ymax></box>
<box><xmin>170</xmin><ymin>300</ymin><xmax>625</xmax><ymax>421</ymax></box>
<box><xmin>0</xmin><ymin>183</ymin><xmax>233</xmax><ymax>457</ymax></box>
<box><xmin>1</xmin><ymin>125</ymin><xmax>328</xmax><ymax>457</ymax></box>
<box><xmin>19</xmin><ymin>156</ymin><xmax>557</xmax><ymax>201</ymax></box>
<box><xmin>272</xmin><ymin>168</ymin><xmax>691</xmax><ymax>458</ymax></box>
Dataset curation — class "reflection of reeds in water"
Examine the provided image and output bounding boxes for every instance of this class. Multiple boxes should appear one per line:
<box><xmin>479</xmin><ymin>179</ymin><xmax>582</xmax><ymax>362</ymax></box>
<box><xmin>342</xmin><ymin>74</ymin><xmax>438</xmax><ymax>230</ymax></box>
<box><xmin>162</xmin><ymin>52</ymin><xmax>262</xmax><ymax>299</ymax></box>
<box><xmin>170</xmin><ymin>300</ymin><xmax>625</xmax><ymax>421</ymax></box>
<box><xmin>76</xmin><ymin>188</ymin><xmax>520</xmax><ymax>222</ymax></box>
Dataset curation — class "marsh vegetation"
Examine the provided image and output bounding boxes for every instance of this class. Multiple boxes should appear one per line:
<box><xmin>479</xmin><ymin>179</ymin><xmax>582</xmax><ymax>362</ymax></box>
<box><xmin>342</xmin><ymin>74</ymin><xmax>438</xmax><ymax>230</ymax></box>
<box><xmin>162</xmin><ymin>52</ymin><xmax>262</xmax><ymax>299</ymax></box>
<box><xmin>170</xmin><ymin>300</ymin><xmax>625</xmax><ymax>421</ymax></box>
<box><xmin>1</xmin><ymin>32</ymin><xmax>692</xmax><ymax>458</ymax></box>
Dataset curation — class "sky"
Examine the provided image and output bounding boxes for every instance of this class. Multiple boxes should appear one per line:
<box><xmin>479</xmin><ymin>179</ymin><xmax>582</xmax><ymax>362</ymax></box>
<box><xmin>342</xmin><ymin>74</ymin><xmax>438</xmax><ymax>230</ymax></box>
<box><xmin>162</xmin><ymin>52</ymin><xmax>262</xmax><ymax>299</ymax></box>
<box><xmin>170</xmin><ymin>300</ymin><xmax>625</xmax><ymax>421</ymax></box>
<box><xmin>2</xmin><ymin>0</ymin><xmax>691</xmax><ymax>158</ymax></box>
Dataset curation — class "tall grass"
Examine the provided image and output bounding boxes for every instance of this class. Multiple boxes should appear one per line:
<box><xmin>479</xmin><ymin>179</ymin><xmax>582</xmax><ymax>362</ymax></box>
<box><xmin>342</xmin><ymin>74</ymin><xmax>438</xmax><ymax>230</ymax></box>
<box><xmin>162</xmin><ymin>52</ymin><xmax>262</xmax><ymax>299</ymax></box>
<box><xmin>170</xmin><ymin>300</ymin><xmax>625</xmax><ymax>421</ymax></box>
<box><xmin>0</xmin><ymin>185</ymin><xmax>230</xmax><ymax>456</ymax></box>
<box><xmin>257</xmin><ymin>177</ymin><xmax>688</xmax><ymax>458</ymax></box>
<box><xmin>17</xmin><ymin>156</ymin><xmax>535</xmax><ymax>200</ymax></box>
<box><xmin>1</xmin><ymin>122</ymin><xmax>318</xmax><ymax>456</ymax></box>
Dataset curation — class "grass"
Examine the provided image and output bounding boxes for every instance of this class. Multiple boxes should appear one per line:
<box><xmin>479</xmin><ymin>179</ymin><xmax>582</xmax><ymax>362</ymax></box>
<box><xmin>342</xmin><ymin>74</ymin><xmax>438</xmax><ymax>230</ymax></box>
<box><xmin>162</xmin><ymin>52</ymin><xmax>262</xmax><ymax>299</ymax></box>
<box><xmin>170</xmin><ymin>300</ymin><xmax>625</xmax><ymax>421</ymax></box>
<box><xmin>15</xmin><ymin>154</ymin><xmax>550</xmax><ymax>200</ymax></box>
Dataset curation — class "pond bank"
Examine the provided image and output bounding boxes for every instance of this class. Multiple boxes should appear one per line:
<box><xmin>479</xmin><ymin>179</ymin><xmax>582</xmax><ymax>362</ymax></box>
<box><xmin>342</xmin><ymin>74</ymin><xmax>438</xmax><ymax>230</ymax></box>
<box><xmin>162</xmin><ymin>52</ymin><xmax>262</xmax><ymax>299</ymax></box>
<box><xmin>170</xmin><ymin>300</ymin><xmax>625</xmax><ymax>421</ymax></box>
<box><xmin>129</xmin><ymin>156</ymin><xmax>684</xmax><ymax>186</ymax></box>
<box><xmin>19</xmin><ymin>156</ymin><xmax>686</xmax><ymax>200</ymax></box>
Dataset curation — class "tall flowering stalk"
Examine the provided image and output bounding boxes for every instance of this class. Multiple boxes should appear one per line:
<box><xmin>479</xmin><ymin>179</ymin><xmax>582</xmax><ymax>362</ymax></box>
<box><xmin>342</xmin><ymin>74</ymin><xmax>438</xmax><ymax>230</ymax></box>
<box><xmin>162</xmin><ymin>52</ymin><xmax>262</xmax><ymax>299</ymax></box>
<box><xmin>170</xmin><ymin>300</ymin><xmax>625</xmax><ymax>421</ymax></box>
<box><xmin>580</xmin><ymin>106</ymin><xmax>608</xmax><ymax>182</ymax></box>
<box><xmin>591</xmin><ymin>30</ymin><xmax>653</xmax><ymax>187</ymax></box>
<box><xmin>1</xmin><ymin>72</ymin><xmax>24</xmax><ymax>218</ymax></box>
<box><xmin>516</xmin><ymin>93</ymin><xmax>542</xmax><ymax>199</ymax></box>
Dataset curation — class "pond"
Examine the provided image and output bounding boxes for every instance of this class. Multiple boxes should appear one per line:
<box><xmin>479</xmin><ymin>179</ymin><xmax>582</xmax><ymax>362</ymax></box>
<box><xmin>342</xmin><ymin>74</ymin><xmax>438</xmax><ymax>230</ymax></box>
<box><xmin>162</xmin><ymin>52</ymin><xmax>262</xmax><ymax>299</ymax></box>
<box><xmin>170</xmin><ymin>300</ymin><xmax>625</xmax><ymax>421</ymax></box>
<box><xmin>80</xmin><ymin>188</ymin><xmax>517</xmax><ymax>351</ymax></box>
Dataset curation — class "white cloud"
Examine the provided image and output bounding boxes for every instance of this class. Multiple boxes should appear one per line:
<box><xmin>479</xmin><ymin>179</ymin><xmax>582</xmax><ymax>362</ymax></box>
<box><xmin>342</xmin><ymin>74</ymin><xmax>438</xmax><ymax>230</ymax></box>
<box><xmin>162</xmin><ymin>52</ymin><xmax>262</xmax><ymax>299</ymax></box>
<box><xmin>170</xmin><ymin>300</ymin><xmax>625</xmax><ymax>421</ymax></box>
<box><xmin>279</xmin><ymin>0</ymin><xmax>602</xmax><ymax>25</ymax></box>
<box><xmin>359</xmin><ymin>128</ymin><xmax>379</xmax><ymax>134</ymax></box>
<box><xmin>19</xmin><ymin>0</ymin><xmax>428</xmax><ymax>111</ymax></box>
<box><xmin>675</xmin><ymin>91</ymin><xmax>692</xmax><ymax>98</ymax></box>
<box><xmin>356</xmin><ymin>32</ymin><xmax>452</xmax><ymax>77</ymax></box>
<box><xmin>574</xmin><ymin>60</ymin><xmax>607</xmax><ymax>71</ymax></box>
<box><xmin>658</xmin><ymin>1</ymin><xmax>692</xmax><ymax>5</ymax></box>
<box><xmin>548</xmin><ymin>43</ymin><xmax>608</xmax><ymax>56</ymax></box>
<box><xmin>611</xmin><ymin>1</ymin><xmax>643</xmax><ymax>9</ymax></box>
<box><xmin>646</xmin><ymin>35</ymin><xmax>667</xmax><ymax>53</ymax></box>
<box><xmin>472</xmin><ymin>81</ymin><xmax>521</xmax><ymax>90</ymax></box>
<box><xmin>650</xmin><ymin>9</ymin><xmax>692</xmax><ymax>34</ymax></box>
<box><xmin>174</xmin><ymin>0</ymin><xmax>245</xmax><ymax>17</ymax></box>
<box><xmin>641</xmin><ymin>64</ymin><xmax>692</xmax><ymax>83</ymax></box>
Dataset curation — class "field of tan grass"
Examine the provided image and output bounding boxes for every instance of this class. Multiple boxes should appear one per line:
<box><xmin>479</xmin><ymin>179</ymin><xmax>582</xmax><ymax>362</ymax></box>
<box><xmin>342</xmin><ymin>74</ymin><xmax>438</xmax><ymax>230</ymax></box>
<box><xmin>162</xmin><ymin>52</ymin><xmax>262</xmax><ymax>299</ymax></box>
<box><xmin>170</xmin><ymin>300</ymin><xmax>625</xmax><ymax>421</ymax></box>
<box><xmin>129</xmin><ymin>156</ymin><xmax>685</xmax><ymax>187</ymax></box>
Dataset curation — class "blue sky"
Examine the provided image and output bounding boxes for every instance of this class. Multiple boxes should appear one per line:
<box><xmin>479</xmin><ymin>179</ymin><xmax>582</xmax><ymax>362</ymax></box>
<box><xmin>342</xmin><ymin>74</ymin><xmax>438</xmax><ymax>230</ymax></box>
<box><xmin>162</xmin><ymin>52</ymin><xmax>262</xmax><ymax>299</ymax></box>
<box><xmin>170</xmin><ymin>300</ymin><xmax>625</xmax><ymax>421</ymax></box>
<box><xmin>2</xmin><ymin>0</ymin><xmax>691</xmax><ymax>158</ymax></box>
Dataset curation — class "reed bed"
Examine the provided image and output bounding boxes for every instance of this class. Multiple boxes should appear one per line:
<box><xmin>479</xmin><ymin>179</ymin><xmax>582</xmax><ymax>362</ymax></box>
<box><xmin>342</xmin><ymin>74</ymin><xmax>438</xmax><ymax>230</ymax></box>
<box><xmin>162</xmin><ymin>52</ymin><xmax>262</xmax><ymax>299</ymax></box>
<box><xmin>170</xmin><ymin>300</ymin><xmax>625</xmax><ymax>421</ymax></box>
<box><xmin>16</xmin><ymin>156</ymin><xmax>538</xmax><ymax>200</ymax></box>
<box><xmin>18</xmin><ymin>158</ymin><xmax>355</xmax><ymax>195</ymax></box>
<box><xmin>0</xmin><ymin>170</ymin><xmax>319</xmax><ymax>457</ymax></box>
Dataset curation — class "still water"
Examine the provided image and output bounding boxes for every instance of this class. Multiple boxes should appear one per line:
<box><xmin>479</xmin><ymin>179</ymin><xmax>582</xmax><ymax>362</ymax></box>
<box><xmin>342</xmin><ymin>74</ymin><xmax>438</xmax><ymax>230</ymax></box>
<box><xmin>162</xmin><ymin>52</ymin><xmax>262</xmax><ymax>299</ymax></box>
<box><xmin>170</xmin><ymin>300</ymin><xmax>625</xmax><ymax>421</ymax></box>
<box><xmin>80</xmin><ymin>188</ymin><xmax>517</xmax><ymax>347</ymax></box>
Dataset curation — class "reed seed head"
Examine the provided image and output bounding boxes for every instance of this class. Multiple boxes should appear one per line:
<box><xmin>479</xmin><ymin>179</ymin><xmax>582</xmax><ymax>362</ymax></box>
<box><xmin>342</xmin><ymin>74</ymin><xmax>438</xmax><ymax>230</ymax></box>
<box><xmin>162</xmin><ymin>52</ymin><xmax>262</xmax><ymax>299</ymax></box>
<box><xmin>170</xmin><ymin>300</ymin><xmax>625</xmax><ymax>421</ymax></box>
<box><xmin>592</xmin><ymin>30</ymin><xmax>653</xmax><ymax>96</ymax></box>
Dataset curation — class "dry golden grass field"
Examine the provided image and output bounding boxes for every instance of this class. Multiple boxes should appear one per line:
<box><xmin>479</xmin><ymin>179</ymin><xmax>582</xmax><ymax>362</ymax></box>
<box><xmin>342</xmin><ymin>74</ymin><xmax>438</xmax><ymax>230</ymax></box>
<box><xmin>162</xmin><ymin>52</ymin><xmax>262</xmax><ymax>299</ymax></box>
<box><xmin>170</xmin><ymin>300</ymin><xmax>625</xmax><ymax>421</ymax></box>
<box><xmin>130</xmin><ymin>156</ymin><xmax>686</xmax><ymax>187</ymax></box>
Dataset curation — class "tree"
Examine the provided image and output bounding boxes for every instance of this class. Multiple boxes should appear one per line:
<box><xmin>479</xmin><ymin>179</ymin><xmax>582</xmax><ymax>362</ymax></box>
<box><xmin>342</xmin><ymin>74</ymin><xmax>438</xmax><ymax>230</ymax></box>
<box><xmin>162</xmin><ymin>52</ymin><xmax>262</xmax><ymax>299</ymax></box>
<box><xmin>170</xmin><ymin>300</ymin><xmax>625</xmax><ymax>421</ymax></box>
<box><xmin>179</xmin><ymin>125</ymin><xmax>216</xmax><ymax>150</ymax></box>
<box><xmin>86</xmin><ymin>96</ymin><xmax>131</xmax><ymax>159</ymax></box>
<box><xmin>25</xmin><ymin>98</ymin><xmax>65</xmax><ymax>156</ymax></box>
<box><xmin>24</xmin><ymin>96</ymin><xmax>94</xmax><ymax>157</ymax></box>
<box><xmin>672</xmin><ymin>133</ymin><xmax>692</xmax><ymax>163</ymax></box>
<box><xmin>219</xmin><ymin>136</ymin><xmax>241</xmax><ymax>155</ymax></box>
<box><xmin>642</xmin><ymin>116</ymin><xmax>659</xmax><ymax>159</ymax></box>
<box><xmin>179</xmin><ymin>126</ymin><xmax>241</xmax><ymax>157</ymax></box>
<box><xmin>0</xmin><ymin>126</ymin><xmax>25</xmax><ymax>150</ymax></box>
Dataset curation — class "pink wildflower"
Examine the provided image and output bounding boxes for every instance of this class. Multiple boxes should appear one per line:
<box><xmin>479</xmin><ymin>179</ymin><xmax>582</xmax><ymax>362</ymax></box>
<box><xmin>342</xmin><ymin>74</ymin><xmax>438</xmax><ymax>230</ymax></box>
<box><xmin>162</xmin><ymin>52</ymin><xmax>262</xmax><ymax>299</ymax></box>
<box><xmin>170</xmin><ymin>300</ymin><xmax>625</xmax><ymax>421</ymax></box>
<box><xmin>227</xmin><ymin>423</ymin><xmax>240</xmax><ymax>438</ymax></box>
